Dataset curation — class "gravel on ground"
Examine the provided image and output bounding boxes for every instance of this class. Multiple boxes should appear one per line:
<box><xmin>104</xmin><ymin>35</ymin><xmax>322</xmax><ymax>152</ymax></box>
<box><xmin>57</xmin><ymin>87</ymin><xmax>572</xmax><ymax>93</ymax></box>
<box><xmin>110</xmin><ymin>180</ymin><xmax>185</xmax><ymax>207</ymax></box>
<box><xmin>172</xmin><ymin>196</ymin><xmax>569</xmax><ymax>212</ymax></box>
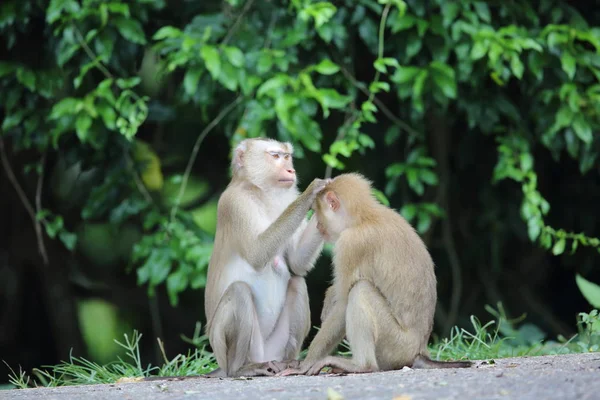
<box><xmin>2</xmin><ymin>352</ymin><xmax>600</xmax><ymax>400</ymax></box>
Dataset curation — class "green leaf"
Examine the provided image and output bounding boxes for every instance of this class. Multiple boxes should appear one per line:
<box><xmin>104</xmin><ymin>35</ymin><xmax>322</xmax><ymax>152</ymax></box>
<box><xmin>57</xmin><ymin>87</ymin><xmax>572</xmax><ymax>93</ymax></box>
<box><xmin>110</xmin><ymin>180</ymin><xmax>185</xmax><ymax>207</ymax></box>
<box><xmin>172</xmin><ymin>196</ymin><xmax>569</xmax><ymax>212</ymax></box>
<box><xmin>572</xmin><ymin>115</ymin><xmax>592</xmax><ymax>144</ymax></box>
<box><xmin>256</xmin><ymin>52</ymin><xmax>273</xmax><ymax>75</ymax></box>
<box><xmin>520</xmin><ymin>153</ymin><xmax>533</xmax><ymax>171</ymax></box>
<box><xmin>113</xmin><ymin>17</ymin><xmax>146</xmax><ymax>45</ymax></box>
<box><xmin>552</xmin><ymin>238</ymin><xmax>566</xmax><ymax>255</ymax></box>
<box><xmin>152</xmin><ymin>26</ymin><xmax>182</xmax><ymax>40</ymax></box>
<box><xmin>49</xmin><ymin>97</ymin><xmax>81</xmax><ymax>119</ymax></box>
<box><xmin>473</xmin><ymin>2</ymin><xmax>491</xmax><ymax>22</ymax></box>
<box><xmin>200</xmin><ymin>45</ymin><xmax>221</xmax><ymax>79</ymax></box>
<box><xmin>420</xmin><ymin>169</ymin><xmax>439</xmax><ymax>185</ymax></box>
<box><xmin>510</xmin><ymin>54</ymin><xmax>524</xmax><ymax>79</ymax></box>
<box><xmin>257</xmin><ymin>75</ymin><xmax>288</xmax><ymax>97</ymax></box>
<box><xmin>431</xmin><ymin>67</ymin><xmax>456</xmax><ymax>98</ymax></box>
<box><xmin>0</xmin><ymin>62</ymin><xmax>15</xmax><ymax>78</ymax></box>
<box><xmin>555</xmin><ymin>106</ymin><xmax>573</xmax><ymax>128</ymax></box>
<box><xmin>374</xmin><ymin>58</ymin><xmax>387</xmax><ymax>73</ymax></box>
<box><xmin>116</xmin><ymin>76</ymin><xmax>141</xmax><ymax>89</ymax></box>
<box><xmin>183</xmin><ymin>68</ymin><xmax>203</xmax><ymax>96</ymax></box>
<box><xmin>417</xmin><ymin>212</ymin><xmax>432</xmax><ymax>233</ymax></box>
<box><xmin>470</xmin><ymin>41</ymin><xmax>488</xmax><ymax>60</ymax></box>
<box><xmin>412</xmin><ymin>70</ymin><xmax>429</xmax><ymax>99</ymax></box>
<box><xmin>318</xmin><ymin>88</ymin><xmax>352</xmax><ymax>109</ymax></box>
<box><xmin>146</xmin><ymin>248</ymin><xmax>172</xmax><ymax>286</ymax></box>
<box><xmin>391</xmin><ymin>66</ymin><xmax>420</xmax><ymax>84</ymax></box>
<box><xmin>218</xmin><ymin>62</ymin><xmax>239</xmax><ymax>91</ymax></box>
<box><xmin>59</xmin><ymin>230</ymin><xmax>77</xmax><ymax>251</ymax></box>
<box><xmin>371</xmin><ymin>189</ymin><xmax>390</xmax><ymax>207</ymax></box>
<box><xmin>369</xmin><ymin>81</ymin><xmax>391</xmax><ymax>93</ymax></box>
<box><xmin>405</xmin><ymin>33</ymin><xmax>422</xmax><ymax>59</ymax></box>
<box><xmin>385</xmin><ymin>126</ymin><xmax>401</xmax><ymax>145</ymax></box>
<box><xmin>560</xmin><ymin>52</ymin><xmax>576</xmax><ymax>80</ymax></box>
<box><xmin>16</xmin><ymin>68</ymin><xmax>36</xmax><ymax>91</ymax></box>
<box><xmin>75</xmin><ymin>114</ymin><xmax>93</xmax><ymax>142</ymax></box>
<box><xmin>106</xmin><ymin>3</ymin><xmax>130</xmax><ymax>17</ymax></box>
<box><xmin>575</xmin><ymin>274</ymin><xmax>600</xmax><ymax>308</ymax></box>
<box><xmin>400</xmin><ymin>204</ymin><xmax>417</xmax><ymax>221</ymax></box>
<box><xmin>224</xmin><ymin>46</ymin><xmax>245</xmax><ymax>68</ymax></box>
<box><xmin>391</xmin><ymin>14</ymin><xmax>416</xmax><ymax>33</ymax></box>
<box><xmin>406</xmin><ymin>168</ymin><xmax>424</xmax><ymax>195</ymax></box>
<box><xmin>47</xmin><ymin>0</ymin><xmax>80</xmax><ymax>24</ymax></box>
<box><xmin>166</xmin><ymin>266</ymin><xmax>189</xmax><ymax>306</ymax></box>
<box><xmin>441</xmin><ymin>2</ymin><xmax>460</xmax><ymax>27</ymax></box>
<box><xmin>97</xmin><ymin>102</ymin><xmax>117</xmax><ymax>130</ymax></box>
<box><xmin>1</xmin><ymin>110</ymin><xmax>25</xmax><ymax>131</ymax></box>
<box><xmin>527</xmin><ymin>219</ymin><xmax>541</xmax><ymax>241</ymax></box>
<box><xmin>314</xmin><ymin>58</ymin><xmax>340</xmax><ymax>75</ymax></box>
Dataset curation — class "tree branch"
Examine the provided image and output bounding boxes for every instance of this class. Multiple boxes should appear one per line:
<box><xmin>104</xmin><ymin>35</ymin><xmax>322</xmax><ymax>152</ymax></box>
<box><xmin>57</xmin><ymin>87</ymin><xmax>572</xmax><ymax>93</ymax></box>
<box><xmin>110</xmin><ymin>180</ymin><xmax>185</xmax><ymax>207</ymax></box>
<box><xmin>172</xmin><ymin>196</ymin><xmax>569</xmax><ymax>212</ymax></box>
<box><xmin>222</xmin><ymin>0</ymin><xmax>256</xmax><ymax>46</ymax></box>
<box><xmin>0</xmin><ymin>137</ymin><xmax>49</xmax><ymax>266</ymax></box>
<box><xmin>169</xmin><ymin>95</ymin><xmax>244</xmax><ymax>224</ymax></box>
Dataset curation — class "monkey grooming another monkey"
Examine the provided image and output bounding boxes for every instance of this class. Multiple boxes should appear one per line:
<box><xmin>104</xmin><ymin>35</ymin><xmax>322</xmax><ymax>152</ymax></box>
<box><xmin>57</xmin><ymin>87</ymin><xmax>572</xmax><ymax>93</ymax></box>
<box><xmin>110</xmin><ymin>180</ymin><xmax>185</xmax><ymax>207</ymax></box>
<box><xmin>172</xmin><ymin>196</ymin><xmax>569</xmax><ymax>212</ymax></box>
<box><xmin>278</xmin><ymin>173</ymin><xmax>472</xmax><ymax>376</ymax></box>
<box><xmin>204</xmin><ymin>138</ymin><xmax>329</xmax><ymax>377</ymax></box>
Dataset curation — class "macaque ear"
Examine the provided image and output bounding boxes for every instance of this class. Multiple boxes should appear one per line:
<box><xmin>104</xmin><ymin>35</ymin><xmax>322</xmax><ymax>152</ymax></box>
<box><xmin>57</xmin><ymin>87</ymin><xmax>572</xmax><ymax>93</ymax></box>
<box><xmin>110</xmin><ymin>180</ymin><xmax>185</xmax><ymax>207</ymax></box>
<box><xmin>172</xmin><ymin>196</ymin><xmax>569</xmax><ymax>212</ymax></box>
<box><xmin>325</xmin><ymin>191</ymin><xmax>340</xmax><ymax>212</ymax></box>
<box><xmin>234</xmin><ymin>149</ymin><xmax>244</xmax><ymax>169</ymax></box>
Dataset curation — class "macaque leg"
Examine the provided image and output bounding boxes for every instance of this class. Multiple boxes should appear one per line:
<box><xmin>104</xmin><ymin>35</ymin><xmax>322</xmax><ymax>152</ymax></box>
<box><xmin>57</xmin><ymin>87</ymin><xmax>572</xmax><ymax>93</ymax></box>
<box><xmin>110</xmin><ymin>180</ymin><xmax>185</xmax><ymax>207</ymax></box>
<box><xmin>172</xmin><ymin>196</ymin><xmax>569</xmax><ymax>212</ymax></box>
<box><xmin>346</xmin><ymin>280</ymin><xmax>418</xmax><ymax>371</ymax></box>
<box><xmin>209</xmin><ymin>281</ymin><xmax>266</xmax><ymax>377</ymax></box>
<box><xmin>264</xmin><ymin>276</ymin><xmax>310</xmax><ymax>362</ymax></box>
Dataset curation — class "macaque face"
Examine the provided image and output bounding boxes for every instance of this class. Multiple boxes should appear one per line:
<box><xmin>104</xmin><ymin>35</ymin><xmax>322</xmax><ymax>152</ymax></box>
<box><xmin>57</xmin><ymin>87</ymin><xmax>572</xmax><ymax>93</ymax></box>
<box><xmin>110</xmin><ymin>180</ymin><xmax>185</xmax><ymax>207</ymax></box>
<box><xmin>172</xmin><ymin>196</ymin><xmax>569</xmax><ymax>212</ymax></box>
<box><xmin>264</xmin><ymin>146</ymin><xmax>296</xmax><ymax>188</ymax></box>
<box><xmin>315</xmin><ymin>191</ymin><xmax>346</xmax><ymax>243</ymax></box>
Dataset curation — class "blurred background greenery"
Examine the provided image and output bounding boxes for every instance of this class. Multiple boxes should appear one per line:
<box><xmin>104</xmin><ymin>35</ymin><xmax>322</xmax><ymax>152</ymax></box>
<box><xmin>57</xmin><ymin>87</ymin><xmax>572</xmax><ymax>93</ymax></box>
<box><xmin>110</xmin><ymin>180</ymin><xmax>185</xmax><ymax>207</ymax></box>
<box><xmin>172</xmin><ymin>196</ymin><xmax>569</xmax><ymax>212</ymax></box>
<box><xmin>1</xmin><ymin>0</ymin><xmax>600</xmax><ymax>386</ymax></box>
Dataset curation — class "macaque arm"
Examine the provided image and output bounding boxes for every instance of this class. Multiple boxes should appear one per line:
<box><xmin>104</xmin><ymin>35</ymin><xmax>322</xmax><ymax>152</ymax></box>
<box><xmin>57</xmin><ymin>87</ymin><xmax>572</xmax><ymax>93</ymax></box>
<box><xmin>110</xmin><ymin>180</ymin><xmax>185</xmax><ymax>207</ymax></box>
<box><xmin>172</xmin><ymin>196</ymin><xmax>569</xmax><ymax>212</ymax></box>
<box><xmin>286</xmin><ymin>215</ymin><xmax>324</xmax><ymax>276</ymax></box>
<box><xmin>320</xmin><ymin>285</ymin><xmax>337</xmax><ymax>323</ymax></box>
<box><xmin>303</xmin><ymin>297</ymin><xmax>347</xmax><ymax>363</ymax></box>
<box><xmin>224</xmin><ymin>189</ymin><xmax>314</xmax><ymax>270</ymax></box>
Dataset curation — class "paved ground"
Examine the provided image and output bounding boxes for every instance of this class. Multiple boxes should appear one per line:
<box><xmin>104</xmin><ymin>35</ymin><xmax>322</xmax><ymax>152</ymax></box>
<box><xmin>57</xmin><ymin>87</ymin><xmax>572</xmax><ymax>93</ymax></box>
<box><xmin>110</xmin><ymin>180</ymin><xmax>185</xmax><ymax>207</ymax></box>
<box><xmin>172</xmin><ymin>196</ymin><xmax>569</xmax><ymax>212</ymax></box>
<box><xmin>3</xmin><ymin>352</ymin><xmax>600</xmax><ymax>400</ymax></box>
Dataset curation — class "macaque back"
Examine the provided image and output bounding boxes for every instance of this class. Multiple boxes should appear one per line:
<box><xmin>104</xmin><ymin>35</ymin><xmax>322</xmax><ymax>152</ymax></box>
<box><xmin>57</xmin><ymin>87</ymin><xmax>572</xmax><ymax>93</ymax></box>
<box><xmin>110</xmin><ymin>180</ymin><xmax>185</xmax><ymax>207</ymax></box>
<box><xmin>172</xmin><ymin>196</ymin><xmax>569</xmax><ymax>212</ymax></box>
<box><xmin>282</xmin><ymin>173</ymin><xmax>471</xmax><ymax>375</ymax></box>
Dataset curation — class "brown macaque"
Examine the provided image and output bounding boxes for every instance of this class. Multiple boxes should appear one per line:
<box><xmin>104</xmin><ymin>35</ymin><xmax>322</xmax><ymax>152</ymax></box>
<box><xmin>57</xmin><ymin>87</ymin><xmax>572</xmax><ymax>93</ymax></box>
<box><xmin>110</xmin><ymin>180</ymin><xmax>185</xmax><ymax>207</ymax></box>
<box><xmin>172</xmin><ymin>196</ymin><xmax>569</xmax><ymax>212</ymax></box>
<box><xmin>279</xmin><ymin>173</ymin><xmax>472</xmax><ymax>376</ymax></box>
<box><xmin>203</xmin><ymin>138</ymin><xmax>329</xmax><ymax>377</ymax></box>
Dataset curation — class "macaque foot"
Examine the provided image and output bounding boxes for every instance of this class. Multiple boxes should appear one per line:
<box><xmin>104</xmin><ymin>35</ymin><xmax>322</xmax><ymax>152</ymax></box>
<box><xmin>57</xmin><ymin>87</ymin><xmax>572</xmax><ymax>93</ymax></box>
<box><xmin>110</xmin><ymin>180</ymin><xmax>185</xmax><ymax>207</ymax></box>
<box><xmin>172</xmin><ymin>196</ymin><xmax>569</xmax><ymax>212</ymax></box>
<box><xmin>237</xmin><ymin>360</ymin><xmax>300</xmax><ymax>377</ymax></box>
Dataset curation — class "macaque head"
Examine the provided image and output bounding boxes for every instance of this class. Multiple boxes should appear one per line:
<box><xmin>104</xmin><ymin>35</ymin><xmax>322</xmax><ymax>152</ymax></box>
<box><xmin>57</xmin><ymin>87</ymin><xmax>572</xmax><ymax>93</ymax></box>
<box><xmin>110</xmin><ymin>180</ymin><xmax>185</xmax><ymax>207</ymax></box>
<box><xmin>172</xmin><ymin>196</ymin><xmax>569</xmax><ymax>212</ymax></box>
<box><xmin>314</xmin><ymin>173</ymin><xmax>376</xmax><ymax>243</ymax></box>
<box><xmin>232</xmin><ymin>138</ymin><xmax>296</xmax><ymax>190</ymax></box>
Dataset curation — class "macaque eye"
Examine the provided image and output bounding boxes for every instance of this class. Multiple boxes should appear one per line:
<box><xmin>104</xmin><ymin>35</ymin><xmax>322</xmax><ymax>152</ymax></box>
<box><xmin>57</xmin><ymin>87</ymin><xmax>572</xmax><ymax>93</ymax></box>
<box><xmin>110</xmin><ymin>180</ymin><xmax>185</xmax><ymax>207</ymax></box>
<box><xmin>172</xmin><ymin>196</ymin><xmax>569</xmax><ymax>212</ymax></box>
<box><xmin>284</xmin><ymin>154</ymin><xmax>290</xmax><ymax>160</ymax></box>
<box><xmin>272</xmin><ymin>153</ymin><xmax>280</xmax><ymax>159</ymax></box>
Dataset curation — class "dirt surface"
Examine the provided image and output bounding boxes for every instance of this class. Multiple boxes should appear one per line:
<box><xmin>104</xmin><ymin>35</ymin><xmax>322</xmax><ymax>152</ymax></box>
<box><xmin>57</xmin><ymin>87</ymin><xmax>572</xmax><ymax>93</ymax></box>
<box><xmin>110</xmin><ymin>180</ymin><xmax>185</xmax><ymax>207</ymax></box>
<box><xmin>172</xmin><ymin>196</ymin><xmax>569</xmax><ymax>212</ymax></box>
<box><xmin>3</xmin><ymin>352</ymin><xmax>600</xmax><ymax>400</ymax></box>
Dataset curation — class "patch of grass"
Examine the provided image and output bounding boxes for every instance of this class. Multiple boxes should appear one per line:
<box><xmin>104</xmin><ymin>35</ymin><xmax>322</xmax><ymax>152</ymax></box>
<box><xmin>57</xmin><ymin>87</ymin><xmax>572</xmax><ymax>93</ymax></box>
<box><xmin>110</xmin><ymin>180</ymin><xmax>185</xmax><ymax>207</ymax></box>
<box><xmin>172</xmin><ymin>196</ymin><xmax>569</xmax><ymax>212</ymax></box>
<box><xmin>6</xmin><ymin>305</ymin><xmax>599</xmax><ymax>388</ymax></box>
<box><xmin>429</xmin><ymin>304</ymin><xmax>600</xmax><ymax>362</ymax></box>
<box><xmin>6</xmin><ymin>322</ymin><xmax>216</xmax><ymax>389</ymax></box>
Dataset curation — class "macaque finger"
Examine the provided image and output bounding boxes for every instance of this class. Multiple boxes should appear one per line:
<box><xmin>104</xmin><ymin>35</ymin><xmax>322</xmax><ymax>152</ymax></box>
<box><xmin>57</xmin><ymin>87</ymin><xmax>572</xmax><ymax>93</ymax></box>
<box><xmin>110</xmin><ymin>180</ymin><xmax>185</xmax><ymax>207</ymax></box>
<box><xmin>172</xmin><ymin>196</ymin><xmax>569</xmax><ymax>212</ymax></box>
<box><xmin>276</xmin><ymin>368</ymin><xmax>302</xmax><ymax>377</ymax></box>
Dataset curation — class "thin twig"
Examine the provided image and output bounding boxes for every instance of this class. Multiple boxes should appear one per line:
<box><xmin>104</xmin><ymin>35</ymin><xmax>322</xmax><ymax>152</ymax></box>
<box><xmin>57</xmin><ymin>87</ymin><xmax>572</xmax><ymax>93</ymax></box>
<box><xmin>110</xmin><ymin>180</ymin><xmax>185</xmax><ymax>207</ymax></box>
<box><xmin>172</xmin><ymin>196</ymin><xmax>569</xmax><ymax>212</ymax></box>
<box><xmin>169</xmin><ymin>95</ymin><xmax>244</xmax><ymax>223</ymax></box>
<box><xmin>73</xmin><ymin>25</ymin><xmax>114</xmax><ymax>80</ymax></box>
<box><xmin>123</xmin><ymin>147</ymin><xmax>154</xmax><ymax>204</ymax></box>
<box><xmin>339</xmin><ymin>65</ymin><xmax>420</xmax><ymax>139</ymax></box>
<box><xmin>263</xmin><ymin>10</ymin><xmax>279</xmax><ymax>49</ymax></box>
<box><xmin>0</xmin><ymin>138</ymin><xmax>49</xmax><ymax>266</ymax></box>
<box><xmin>222</xmin><ymin>0</ymin><xmax>256</xmax><ymax>45</ymax></box>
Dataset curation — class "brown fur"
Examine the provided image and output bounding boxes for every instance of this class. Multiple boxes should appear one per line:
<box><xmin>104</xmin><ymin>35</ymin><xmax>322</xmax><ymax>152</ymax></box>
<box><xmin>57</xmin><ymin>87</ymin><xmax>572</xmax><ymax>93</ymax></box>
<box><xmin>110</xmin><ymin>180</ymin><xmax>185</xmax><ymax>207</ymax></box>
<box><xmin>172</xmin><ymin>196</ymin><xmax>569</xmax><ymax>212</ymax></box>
<box><xmin>280</xmin><ymin>173</ymin><xmax>471</xmax><ymax>376</ymax></box>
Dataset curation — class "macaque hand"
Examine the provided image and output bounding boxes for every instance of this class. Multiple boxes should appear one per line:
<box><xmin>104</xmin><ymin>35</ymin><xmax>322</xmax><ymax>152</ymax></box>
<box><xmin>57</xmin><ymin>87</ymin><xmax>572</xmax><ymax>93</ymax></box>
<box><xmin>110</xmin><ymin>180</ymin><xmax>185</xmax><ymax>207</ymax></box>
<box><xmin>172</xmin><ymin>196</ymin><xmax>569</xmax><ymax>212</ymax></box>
<box><xmin>306</xmin><ymin>178</ymin><xmax>331</xmax><ymax>198</ymax></box>
<box><xmin>276</xmin><ymin>360</ymin><xmax>325</xmax><ymax>376</ymax></box>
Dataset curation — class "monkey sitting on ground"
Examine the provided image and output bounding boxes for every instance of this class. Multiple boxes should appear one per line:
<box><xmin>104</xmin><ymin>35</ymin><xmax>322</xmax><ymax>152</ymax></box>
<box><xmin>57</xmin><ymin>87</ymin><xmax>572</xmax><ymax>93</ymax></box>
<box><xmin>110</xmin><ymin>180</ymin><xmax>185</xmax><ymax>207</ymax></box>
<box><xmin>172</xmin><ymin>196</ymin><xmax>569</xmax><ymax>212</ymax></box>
<box><xmin>278</xmin><ymin>173</ymin><xmax>472</xmax><ymax>376</ymax></box>
<box><xmin>203</xmin><ymin>138</ymin><xmax>329</xmax><ymax>377</ymax></box>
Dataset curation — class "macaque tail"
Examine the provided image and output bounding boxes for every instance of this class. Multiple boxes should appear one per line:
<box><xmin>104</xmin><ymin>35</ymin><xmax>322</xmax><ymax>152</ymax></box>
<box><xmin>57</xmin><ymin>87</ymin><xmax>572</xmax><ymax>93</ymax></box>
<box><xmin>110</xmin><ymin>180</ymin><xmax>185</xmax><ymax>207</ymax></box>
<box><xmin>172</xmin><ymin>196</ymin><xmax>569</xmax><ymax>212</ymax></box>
<box><xmin>412</xmin><ymin>354</ymin><xmax>472</xmax><ymax>369</ymax></box>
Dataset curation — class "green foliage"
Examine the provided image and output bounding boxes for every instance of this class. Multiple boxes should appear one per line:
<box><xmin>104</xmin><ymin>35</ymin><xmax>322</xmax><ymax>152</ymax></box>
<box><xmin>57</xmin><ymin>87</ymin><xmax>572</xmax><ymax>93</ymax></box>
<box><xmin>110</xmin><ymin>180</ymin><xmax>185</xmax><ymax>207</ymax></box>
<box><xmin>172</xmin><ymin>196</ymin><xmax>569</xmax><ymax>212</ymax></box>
<box><xmin>9</xmin><ymin>304</ymin><xmax>599</xmax><ymax>387</ymax></box>
<box><xmin>576</xmin><ymin>275</ymin><xmax>600</xmax><ymax>309</ymax></box>
<box><xmin>493</xmin><ymin>136</ymin><xmax>600</xmax><ymax>257</ymax></box>
<box><xmin>1</xmin><ymin>0</ymin><xmax>599</xmax><ymax>309</ymax></box>
<box><xmin>430</xmin><ymin>304</ymin><xmax>600</xmax><ymax>361</ymax></box>
<box><xmin>6</xmin><ymin>326</ymin><xmax>216</xmax><ymax>388</ymax></box>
